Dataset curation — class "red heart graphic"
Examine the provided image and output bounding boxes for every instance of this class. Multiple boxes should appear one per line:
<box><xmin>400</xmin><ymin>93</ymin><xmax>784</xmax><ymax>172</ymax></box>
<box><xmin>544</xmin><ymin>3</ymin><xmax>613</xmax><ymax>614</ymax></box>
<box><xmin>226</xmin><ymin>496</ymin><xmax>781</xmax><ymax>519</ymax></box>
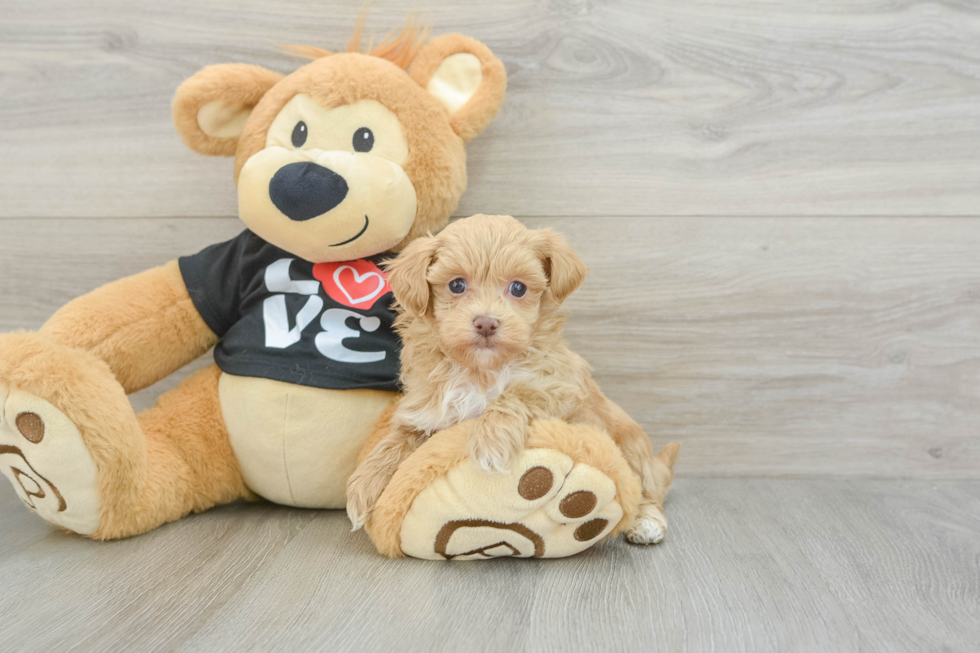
<box><xmin>313</xmin><ymin>259</ymin><xmax>392</xmax><ymax>310</ymax></box>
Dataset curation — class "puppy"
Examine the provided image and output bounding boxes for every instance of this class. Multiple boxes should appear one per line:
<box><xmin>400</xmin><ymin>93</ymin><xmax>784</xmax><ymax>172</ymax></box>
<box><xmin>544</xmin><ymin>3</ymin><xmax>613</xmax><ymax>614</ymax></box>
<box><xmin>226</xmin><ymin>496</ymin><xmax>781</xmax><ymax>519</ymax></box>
<box><xmin>346</xmin><ymin>214</ymin><xmax>679</xmax><ymax>544</ymax></box>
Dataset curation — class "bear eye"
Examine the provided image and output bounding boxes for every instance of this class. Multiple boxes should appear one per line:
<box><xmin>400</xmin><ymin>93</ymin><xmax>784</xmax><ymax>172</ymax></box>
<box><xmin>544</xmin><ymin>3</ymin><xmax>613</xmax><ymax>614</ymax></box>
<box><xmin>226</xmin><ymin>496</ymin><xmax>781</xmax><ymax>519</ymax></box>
<box><xmin>353</xmin><ymin>127</ymin><xmax>374</xmax><ymax>152</ymax></box>
<box><xmin>291</xmin><ymin>121</ymin><xmax>308</xmax><ymax>148</ymax></box>
<box><xmin>509</xmin><ymin>281</ymin><xmax>527</xmax><ymax>298</ymax></box>
<box><xmin>449</xmin><ymin>278</ymin><xmax>467</xmax><ymax>294</ymax></box>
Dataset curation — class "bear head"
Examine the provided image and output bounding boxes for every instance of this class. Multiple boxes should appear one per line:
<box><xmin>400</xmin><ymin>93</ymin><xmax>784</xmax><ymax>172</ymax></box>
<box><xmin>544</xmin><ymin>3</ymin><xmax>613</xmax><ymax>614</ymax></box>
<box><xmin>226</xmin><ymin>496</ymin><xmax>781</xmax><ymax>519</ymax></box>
<box><xmin>172</xmin><ymin>22</ymin><xmax>506</xmax><ymax>263</ymax></box>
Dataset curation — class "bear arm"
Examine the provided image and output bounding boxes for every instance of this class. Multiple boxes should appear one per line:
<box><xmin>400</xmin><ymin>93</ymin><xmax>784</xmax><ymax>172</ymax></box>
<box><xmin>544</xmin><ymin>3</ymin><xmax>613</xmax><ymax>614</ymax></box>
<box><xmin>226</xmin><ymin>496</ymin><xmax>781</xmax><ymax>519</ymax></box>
<box><xmin>40</xmin><ymin>260</ymin><xmax>218</xmax><ymax>394</ymax></box>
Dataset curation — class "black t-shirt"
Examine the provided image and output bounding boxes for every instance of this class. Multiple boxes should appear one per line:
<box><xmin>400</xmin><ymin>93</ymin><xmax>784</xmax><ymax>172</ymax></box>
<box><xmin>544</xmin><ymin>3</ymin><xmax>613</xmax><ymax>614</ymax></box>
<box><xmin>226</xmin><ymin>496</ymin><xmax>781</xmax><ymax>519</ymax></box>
<box><xmin>178</xmin><ymin>230</ymin><xmax>401</xmax><ymax>392</ymax></box>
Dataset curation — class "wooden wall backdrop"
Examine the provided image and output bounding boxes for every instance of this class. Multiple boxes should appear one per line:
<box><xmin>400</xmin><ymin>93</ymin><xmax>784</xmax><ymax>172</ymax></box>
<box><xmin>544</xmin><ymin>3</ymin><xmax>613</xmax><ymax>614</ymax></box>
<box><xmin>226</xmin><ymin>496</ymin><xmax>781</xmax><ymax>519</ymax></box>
<box><xmin>1</xmin><ymin>0</ymin><xmax>979</xmax><ymax>480</ymax></box>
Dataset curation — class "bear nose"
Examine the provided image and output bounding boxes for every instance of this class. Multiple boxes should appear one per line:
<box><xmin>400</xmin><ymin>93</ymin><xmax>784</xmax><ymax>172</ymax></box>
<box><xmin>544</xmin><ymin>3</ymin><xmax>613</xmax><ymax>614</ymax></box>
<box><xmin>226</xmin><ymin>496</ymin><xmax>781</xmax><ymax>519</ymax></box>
<box><xmin>473</xmin><ymin>316</ymin><xmax>499</xmax><ymax>336</ymax></box>
<box><xmin>269</xmin><ymin>161</ymin><xmax>349</xmax><ymax>221</ymax></box>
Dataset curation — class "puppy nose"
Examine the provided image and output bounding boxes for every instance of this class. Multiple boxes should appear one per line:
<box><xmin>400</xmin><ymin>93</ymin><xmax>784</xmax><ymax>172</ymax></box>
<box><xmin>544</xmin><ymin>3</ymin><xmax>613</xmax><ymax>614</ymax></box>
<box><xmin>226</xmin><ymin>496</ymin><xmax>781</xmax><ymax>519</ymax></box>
<box><xmin>473</xmin><ymin>316</ymin><xmax>499</xmax><ymax>336</ymax></box>
<box><xmin>269</xmin><ymin>161</ymin><xmax>349</xmax><ymax>221</ymax></box>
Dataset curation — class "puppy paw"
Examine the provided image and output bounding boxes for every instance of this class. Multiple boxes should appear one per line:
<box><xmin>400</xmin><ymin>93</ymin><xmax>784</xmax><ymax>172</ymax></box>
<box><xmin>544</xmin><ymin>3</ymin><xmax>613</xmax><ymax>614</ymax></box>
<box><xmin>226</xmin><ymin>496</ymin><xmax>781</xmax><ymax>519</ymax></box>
<box><xmin>346</xmin><ymin>474</ymin><xmax>383</xmax><ymax>531</ymax></box>
<box><xmin>626</xmin><ymin>519</ymin><xmax>665</xmax><ymax>545</ymax></box>
<box><xmin>466</xmin><ymin>438</ymin><xmax>515</xmax><ymax>474</ymax></box>
<box><xmin>467</xmin><ymin>418</ymin><xmax>526</xmax><ymax>474</ymax></box>
<box><xmin>346</xmin><ymin>502</ymin><xmax>370</xmax><ymax>532</ymax></box>
<box><xmin>626</xmin><ymin>504</ymin><xmax>667</xmax><ymax>545</ymax></box>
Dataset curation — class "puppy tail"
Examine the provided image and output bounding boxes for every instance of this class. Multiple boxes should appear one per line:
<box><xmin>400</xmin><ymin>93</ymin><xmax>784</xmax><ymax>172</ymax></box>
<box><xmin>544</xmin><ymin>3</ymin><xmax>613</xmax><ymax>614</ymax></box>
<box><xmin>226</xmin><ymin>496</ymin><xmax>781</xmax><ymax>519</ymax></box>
<box><xmin>655</xmin><ymin>442</ymin><xmax>681</xmax><ymax>472</ymax></box>
<box><xmin>647</xmin><ymin>442</ymin><xmax>680</xmax><ymax>502</ymax></box>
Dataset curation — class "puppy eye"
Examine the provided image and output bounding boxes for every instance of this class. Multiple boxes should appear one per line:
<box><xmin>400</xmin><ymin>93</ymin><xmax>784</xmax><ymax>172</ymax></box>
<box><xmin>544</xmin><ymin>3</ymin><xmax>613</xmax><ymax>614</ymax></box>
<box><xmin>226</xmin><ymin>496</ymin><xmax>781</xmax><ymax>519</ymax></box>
<box><xmin>291</xmin><ymin>121</ymin><xmax>308</xmax><ymax>148</ymax></box>
<box><xmin>353</xmin><ymin>127</ymin><xmax>374</xmax><ymax>152</ymax></box>
<box><xmin>449</xmin><ymin>278</ymin><xmax>467</xmax><ymax>294</ymax></box>
<box><xmin>509</xmin><ymin>281</ymin><xmax>527</xmax><ymax>298</ymax></box>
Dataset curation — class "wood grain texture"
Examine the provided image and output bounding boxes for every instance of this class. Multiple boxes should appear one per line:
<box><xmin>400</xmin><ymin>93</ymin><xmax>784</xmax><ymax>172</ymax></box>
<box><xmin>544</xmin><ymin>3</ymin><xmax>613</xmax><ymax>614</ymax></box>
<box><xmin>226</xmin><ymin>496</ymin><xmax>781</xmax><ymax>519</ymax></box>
<box><xmin>3</xmin><ymin>1</ymin><xmax>978</xmax><ymax>648</ymax></box>
<box><xmin>1</xmin><ymin>216</ymin><xmax>977</xmax><ymax>477</ymax></box>
<box><xmin>2</xmin><ymin>0</ymin><xmax>980</xmax><ymax>218</ymax></box>
<box><xmin>1</xmin><ymin>478</ymin><xmax>978</xmax><ymax>652</ymax></box>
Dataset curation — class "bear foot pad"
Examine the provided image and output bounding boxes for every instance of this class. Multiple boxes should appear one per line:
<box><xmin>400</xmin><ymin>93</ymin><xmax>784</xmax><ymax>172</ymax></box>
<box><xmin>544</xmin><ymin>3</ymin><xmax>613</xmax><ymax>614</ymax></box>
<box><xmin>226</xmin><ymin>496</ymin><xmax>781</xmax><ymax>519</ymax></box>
<box><xmin>0</xmin><ymin>385</ymin><xmax>101</xmax><ymax>535</ymax></box>
<box><xmin>399</xmin><ymin>448</ymin><xmax>623</xmax><ymax>560</ymax></box>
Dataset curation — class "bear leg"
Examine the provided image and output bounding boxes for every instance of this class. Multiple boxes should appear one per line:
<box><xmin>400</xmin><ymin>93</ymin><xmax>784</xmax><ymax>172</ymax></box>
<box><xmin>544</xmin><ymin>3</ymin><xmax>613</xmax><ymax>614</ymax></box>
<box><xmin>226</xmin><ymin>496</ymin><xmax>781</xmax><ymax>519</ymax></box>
<box><xmin>0</xmin><ymin>333</ymin><xmax>249</xmax><ymax>539</ymax></box>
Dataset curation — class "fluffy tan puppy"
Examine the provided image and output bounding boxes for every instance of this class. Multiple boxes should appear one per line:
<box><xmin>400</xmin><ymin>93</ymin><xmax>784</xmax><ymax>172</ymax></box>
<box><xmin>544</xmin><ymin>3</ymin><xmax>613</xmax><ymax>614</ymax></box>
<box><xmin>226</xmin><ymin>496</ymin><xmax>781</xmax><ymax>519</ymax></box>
<box><xmin>347</xmin><ymin>214</ymin><xmax>679</xmax><ymax>544</ymax></box>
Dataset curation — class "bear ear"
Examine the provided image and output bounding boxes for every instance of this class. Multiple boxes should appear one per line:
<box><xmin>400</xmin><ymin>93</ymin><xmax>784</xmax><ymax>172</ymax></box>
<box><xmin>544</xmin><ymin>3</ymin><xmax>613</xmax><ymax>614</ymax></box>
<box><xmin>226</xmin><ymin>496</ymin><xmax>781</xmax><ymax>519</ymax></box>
<box><xmin>173</xmin><ymin>64</ymin><xmax>283</xmax><ymax>156</ymax></box>
<box><xmin>410</xmin><ymin>34</ymin><xmax>507</xmax><ymax>142</ymax></box>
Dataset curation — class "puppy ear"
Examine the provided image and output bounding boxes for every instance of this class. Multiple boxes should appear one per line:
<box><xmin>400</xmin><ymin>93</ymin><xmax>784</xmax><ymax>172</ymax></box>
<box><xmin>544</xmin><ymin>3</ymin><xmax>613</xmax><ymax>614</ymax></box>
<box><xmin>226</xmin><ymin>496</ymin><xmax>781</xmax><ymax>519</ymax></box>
<box><xmin>535</xmin><ymin>229</ymin><xmax>588</xmax><ymax>304</ymax></box>
<box><xmin>387</xmin><ymin>236</ymin><xmax>440</xmax><ymax>317</ymax></box>
<box><xmin>410</xmin><ymin>34</ymin><xmax>507</xmax><ymax>142</ymax></box>
<box><xmin>173</xmin><ymin>63</ymin><xmax>283</xmax><ymax>156</ymax></box>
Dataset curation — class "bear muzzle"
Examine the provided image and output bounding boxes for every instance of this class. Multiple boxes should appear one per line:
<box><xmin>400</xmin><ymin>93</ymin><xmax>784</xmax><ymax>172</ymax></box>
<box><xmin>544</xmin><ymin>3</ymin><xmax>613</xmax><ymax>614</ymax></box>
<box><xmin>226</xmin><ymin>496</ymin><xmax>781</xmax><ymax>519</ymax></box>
<box><xmin>269</xmin><ymin>161</ymin><xmax>349</xmax><ymax>222</ymax></box>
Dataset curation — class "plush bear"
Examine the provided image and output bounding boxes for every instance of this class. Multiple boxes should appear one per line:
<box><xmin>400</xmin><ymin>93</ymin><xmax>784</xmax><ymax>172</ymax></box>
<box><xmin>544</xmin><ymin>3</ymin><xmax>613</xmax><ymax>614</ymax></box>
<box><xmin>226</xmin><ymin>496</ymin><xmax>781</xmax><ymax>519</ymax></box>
<box><xmin>0</xmin><ymin>23</ymin><xmax>506</xmax><ymax>539</ymax></box>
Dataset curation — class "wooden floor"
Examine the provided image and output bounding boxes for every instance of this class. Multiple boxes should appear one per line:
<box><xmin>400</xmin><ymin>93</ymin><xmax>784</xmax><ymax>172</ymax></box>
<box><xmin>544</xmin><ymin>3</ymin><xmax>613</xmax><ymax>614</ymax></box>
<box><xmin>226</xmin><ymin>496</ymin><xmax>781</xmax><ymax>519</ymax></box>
<box><xmin>2</xmin><ymin>0</ymin><xmax>979</xmax><ymax>650</ymax></box>
<box><xmin>1</xmin><ymin>479</ymin><xmax>979</xmax><ymax>651</ymax></box>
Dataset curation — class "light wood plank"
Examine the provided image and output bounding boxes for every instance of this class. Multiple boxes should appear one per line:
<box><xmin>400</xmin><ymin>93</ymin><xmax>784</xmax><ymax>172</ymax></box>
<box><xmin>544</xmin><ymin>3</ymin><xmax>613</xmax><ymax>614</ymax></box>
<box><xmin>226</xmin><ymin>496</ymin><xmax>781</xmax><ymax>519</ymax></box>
<box><xmin>0</xmin><ymin>216</ymin><xmax>977</xmax><ymax>478</ymax></box>
<box><xmin>2</xmin><ymin>0</ymin><xmax>980</xmax><ymax>218</ymax></box>
<box><xmin>1</xmin><ymin>478</ymin><xmax>978</xmax><ymax>651</ymax></box>
<box><xmin>550</xmin><ymin>216</ymin><xmax>980</xmax><ymax>479</ymax></box>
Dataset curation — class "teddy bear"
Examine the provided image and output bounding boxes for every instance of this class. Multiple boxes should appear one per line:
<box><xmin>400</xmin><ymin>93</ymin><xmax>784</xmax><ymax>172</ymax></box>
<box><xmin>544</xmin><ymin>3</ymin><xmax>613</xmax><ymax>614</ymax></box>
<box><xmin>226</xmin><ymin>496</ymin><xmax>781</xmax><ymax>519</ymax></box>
<box><xmin>0</xmin><ymin>21</ymin><xmax>676</xmax><ymax>557</ymax></box>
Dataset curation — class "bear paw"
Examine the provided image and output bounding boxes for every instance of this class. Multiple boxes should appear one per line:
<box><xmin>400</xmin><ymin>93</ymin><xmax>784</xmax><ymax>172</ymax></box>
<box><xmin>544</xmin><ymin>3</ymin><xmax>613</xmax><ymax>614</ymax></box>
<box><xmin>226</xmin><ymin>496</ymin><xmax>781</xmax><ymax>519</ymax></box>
<box><xmin>399</xmin><ymin>448</ymin><xmax>625</xmax><ymax>560</ymax></box>
<box><xmin>0</xmin><ymin>385</ymin><xmax>102</xmax><ymax>535</ymax></box>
